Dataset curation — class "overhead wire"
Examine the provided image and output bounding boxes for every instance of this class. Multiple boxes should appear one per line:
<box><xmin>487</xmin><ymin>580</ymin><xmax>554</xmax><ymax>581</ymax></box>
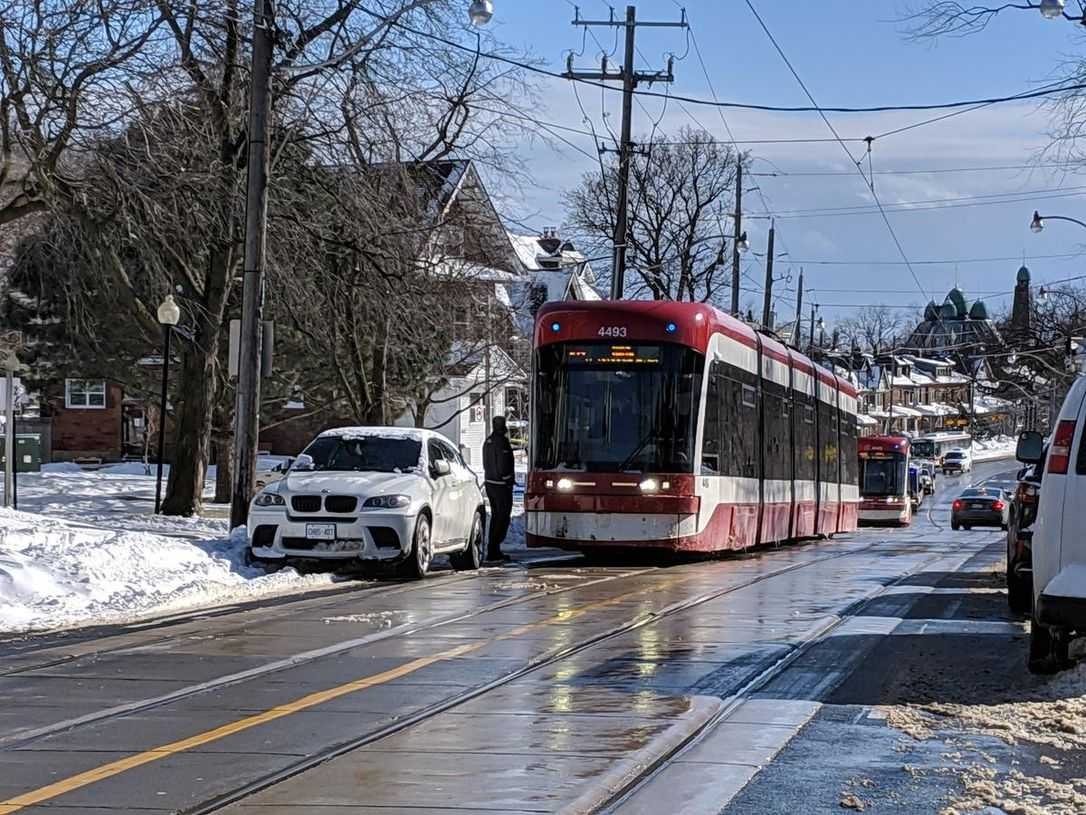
<box><xmin>679</xmin><ymin>10</ymin><xmax>795</xmax><ymax>293</ymax></box>
<box><xmin>742</xmin><ymin>0</ymin><xmax>928</xmax><ymax>301</ymax></box>
<box><xmin>751</xmin><ymin>162</ymin><xmax>1076</xmax><ymax>178</ymax></box>
<box><xmin>363</xmin><ymin>9</ymin><xmax>1086</xmax><ymax>116</ymax></box>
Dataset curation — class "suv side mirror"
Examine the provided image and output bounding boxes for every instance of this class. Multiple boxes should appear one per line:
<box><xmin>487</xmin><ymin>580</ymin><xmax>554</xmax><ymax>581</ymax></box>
<box><xmin>432</xmin><ymin>459</ymin><xmax>452</xmax><ymax>478</ymax></box>
<box><xmin>292</xmin><ymin>453</ymin><xmax>315</xmax><ymax>471</ymax></box>
<box><xmin>1016</xmin><ymin>431</ymin><xmax>1044</xmax><ymax>465</ymax></box>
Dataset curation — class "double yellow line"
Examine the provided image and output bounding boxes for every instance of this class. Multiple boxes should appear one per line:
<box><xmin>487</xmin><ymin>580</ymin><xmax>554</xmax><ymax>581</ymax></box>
<box><xmin>0</xmin><ymin>572</ymin><xmax>690</xmax><ymax>814</ymax></box>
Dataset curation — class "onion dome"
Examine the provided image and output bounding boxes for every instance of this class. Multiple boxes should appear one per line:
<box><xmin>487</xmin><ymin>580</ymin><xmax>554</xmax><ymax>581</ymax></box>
<box><xmin>940</xmin><ymin>300</ymin><xmax>958</xmax><ymax>320</ymax></box>
<box><xmin>1017</xmin><ymin>265</ymin><xmax>1031</xmax><ymax>284</ymax></box>
<box><xmin>946</xmin><ymin>287</ymin><xmax>968</xmax><ymax>318</ymax></box>
<box><xmin>969</xmin><ymin>300</ymin><xmax>989</xmax><ymax>320</ymax></box>
<box><xmin>924</xmin><ymin>300</ymin><xmax>939</xmax><ymax>321</ymax></box>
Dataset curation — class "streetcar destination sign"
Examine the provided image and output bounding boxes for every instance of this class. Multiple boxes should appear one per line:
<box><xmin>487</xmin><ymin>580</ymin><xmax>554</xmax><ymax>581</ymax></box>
<box><xmin>565</xmin><ymin>344</ymin><xmax>662</xmax><ymax>365</ymax></box>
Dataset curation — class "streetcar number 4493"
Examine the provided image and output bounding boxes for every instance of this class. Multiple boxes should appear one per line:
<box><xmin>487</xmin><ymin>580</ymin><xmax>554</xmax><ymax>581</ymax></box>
<box><xmin>598</xmin><ymin>326</ymin><xmax>628</xmax><ymax>338</ymax></box>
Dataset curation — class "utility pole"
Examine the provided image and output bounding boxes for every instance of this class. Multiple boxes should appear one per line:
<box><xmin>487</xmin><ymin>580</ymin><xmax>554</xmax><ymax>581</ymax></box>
<box><xmin>731</xmin><ymin>160</ymin><xmax>743</xmax><ymax>316</ymax></box>
<box><xmin>808</xmin><ymin>303</ymin><xmax>817</xmax><ymax>351</ymax></box>
<box><xmin>566</xmin><ymin>5</ymin><xmax>686</xmax><ymax>300</ymax></box>
<box><xmin>761</xmin><ymin>220</ymin><xmax>775</xmax><ymax>328</ymax></box>
<box><xmin>230</xmin><ymin>0</ymin><xmax>275</xmax><ymax>530</ymax></box>
<box><xmin>794</xmin><ymin>267</ymin><xmax>803</xmax><ymax>346</ymax></box>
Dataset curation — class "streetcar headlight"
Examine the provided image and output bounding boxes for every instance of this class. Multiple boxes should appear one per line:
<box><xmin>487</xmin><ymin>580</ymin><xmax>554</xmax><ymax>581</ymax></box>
<box><xmin>639</xmin><ymin>478</ymin><xmax>659</xmax><ymax>493</ymax></box>
<box><xmin>556</xmin><ymin>478</ymin><xmax>574</xmax><ymax>491</ymax></box>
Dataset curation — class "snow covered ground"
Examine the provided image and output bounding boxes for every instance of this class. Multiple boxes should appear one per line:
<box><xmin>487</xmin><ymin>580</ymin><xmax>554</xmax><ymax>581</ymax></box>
<box><xmin>0</xmin><ymin>463</ymin><xmax>528</xmax><ymax>635</ymax></box>
<box><xmin>0</xmin><ymin>509</ymin><xmax>336</xmax><ymax>635</ymax></box>
<box><xmin>972</xmin><ymin>435</ymin><xmax>1017</xmax><ymax>462</ymax></box>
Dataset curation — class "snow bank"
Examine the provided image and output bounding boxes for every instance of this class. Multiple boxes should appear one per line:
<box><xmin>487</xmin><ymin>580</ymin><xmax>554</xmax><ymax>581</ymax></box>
<box><xmin>973</xmin><ymin>435</ymin><xmax>1017</xmax><ymax>462</ymax></box>
<box><xmin>0</xmin><ymin>509</ymin><xmax>334</xmax><ymax>634</ymax></box>
<box><xmin>98</xmin><ymin>461</ymin><xmax>155</xmax><ymax>475</ymax></box>
<box><xmin>40</xmin><ymin>462</ymin><xmax>83</xmax><ymax>474</ymax></box>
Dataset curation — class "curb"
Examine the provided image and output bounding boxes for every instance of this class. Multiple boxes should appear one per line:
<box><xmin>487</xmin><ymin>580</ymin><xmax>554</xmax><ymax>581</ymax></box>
<box><xmin>558</xmin><ymin>695</ymin><xmax>725</xmax><ymax>815</ymax></box>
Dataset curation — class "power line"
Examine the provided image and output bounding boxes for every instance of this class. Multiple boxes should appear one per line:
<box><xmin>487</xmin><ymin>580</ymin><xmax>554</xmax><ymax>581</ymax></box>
<box><xmin>368</xmin><ymin>10</ymin><xmax>1086</xmax><ymax>116</ymax></box>
<box><xmin>742</xmin><ymin>0</ymin><xmax>928</xmax><ymax>302</ymax></box>
<box><xmin>774</xmin><ymin>188</ymin><xmax>1086</xmax><ymax>220</ymax></box>
<box><xmin>790</xmin><ymin>252</ymin><xmax>1086</xmax><ymax>267</ymax></box>
<box><xmin>751</xmin><ymin>162</ymin><xmax>1077</xmax><ymax>178</ymax></box>
<box><xmin>770</xmin><ymin>184</ymin><xmax>1086</xmax><ymax>217</ymax></box>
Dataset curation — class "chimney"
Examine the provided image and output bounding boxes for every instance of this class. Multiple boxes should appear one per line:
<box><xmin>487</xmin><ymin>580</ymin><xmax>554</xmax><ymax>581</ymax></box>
<box><xmin>539</xmin><ymin>227</ymin><xmax>562</xmax><ymax>255</ymax></box>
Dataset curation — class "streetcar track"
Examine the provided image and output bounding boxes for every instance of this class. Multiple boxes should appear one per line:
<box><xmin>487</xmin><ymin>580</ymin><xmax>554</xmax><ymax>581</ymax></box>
<box><xmin>0</xmin><ymin>563</ymin><xmax>655</xmax><ymax>749</ymax></box>
<box><xmin>592</xmin><ymin>538</ymin><xmax>985</xmax><ymax>814</ymax></box>
<box><xmin>171</xmin><ymin>539</ymin><xmax>880</xmax><ymax>815</ymax></box>
<box><xmin>0</xmin><ymin>552</ymin><xmax>580</xmax><ymax>674</ymax></box>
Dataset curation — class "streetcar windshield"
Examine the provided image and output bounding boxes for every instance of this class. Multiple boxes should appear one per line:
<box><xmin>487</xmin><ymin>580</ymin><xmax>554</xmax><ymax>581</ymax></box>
<box><xmin>860</xmin><ymin>457</ymin><xmax>906</xmax><ymax>497</ymax></box>
<box><xmin>533</xmin><ymin>342</ymin><xmax>704</xmax><ymax>473</ymax></box>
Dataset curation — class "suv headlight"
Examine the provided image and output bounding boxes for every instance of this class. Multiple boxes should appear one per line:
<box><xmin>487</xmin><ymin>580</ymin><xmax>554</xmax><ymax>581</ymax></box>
<box><xmin>363</xmin><ymin>495</ymin><xmax>411</xmax><ymax>509</ymax></box>
<box><xmin>254</xmin><ymin>492</ymin><xmax>285</xmax><ymax>507</ymax></box>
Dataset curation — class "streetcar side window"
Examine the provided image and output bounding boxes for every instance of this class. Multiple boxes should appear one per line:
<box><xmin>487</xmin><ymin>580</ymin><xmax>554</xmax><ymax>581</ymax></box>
<box><xmin>818</xmin><ymin>399</ymin><xmax>839</xmax><ymax>482</ymax></box>
<box><xmin>763</xmin><ymin>379</ymin><xmax>791</xmax><ymax>482</ymax></box>
<box><xmin>723</xmin><ymin>367</ymin><xmax>760</xmax><ymax>480</ymax></box>
<box><xmin>840</xmin><ymin>411</ymin><xmax>859</xmax><ymax>486</ymax></box>
<box><xmin>701</xmin><ymin>372</ymin><xmax>721</xmax><ymax>474</ymax></box>
<box><xmin>701</xmin><ymin>360</ymin><xmax>759</xmax><ymax>480</ymax></box>
<box><xmin>795</xmin><ymin>397</ymin><xmax>817</xmax><ymax>482</ymax></box>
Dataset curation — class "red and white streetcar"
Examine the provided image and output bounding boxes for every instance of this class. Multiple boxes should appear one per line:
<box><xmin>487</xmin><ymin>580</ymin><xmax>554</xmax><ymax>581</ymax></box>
<box><xmin>525</xmin><ymin>300</ymin><xmax>860</xmax><ymax>554</ymax></box>
<box><xmin>857</xmin><ymin>435</ymin><xmax>913</xmax><ymax>526</ymax></box>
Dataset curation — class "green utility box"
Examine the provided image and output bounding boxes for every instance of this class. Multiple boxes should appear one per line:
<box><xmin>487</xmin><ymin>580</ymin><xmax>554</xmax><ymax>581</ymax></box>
<box><xmin>1</xmin><ymin>433</ymin><xmax>43</xmax><ymax>472</ymax></box>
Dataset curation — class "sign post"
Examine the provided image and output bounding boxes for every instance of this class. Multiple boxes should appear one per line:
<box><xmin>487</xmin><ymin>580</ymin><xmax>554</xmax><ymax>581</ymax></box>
<box><xmin>0</xmin><ymin>331</ymin><xmax>25</xmax><ymax>509</ymax></box>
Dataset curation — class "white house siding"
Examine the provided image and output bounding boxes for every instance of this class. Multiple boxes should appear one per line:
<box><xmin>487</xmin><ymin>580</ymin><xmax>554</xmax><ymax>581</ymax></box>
<box><xmin>396</xmin><ymin>377</ymin><xmax>511</xmax><ymax>473</ymax></box>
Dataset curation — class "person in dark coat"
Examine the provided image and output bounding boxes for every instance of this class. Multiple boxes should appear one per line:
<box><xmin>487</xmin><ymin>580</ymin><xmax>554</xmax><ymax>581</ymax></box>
<box><xmin>482</xmin><ymin>415</ymin><xmax>515</xmax><ymax>562</ymax></box>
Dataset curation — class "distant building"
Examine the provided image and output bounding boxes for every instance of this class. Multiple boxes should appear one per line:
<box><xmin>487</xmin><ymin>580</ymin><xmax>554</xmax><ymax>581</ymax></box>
<box><xmin>1010</xmin><ymin>264</ymin><xmax>1033</xmax><ymax>340</ymax></box>
<box><xmin>903</xmin><ymin>286</ymin><xmax>1002</xmax><ymax>356</ymax></box>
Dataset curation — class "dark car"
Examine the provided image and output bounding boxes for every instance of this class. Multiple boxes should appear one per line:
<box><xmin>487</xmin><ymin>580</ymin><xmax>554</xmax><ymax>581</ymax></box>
<box><xmin>951</xmin><ymin>487</ymin><xmax>1009</xmax><ymax>531</ymax></box>
<box><xmin>1007</xmin><ymin>447</ymin><xmax>1046</xmax><ymax>613</ymax></box>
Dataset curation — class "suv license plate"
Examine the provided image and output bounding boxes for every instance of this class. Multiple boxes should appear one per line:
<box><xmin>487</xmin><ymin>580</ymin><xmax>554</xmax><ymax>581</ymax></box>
<box><xmin>306</xmin><ymin>524</ymin><xmax>336</xmax><ymax>541</ymax></box>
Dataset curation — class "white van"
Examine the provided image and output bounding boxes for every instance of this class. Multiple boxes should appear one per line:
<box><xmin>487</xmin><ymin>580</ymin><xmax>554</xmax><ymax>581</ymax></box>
<box><xmin>1017</xmin><ymin>377</ymin><xmax>1086</xmax><ymax>673</ymax></box>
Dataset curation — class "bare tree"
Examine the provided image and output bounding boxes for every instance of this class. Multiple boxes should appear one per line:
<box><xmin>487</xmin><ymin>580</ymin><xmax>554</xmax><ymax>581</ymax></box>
<box><xmin>565</xmin><ymin>127</ymin><xmax>741</xmax><ymax>304</ymax></box>
<box><xmin>837</xmin><ymin>305</ymin><xmax>909</xmax><ymax>355</ymax></box>
<box><xmin>0</xmin><ymin>0</ymin><xmax>164</xmax><ymax>224</ymax></box>
<box><xmin>6</xmin><ymin>0</ymin><xmax>535</xmax><ymax>515</ymax></box>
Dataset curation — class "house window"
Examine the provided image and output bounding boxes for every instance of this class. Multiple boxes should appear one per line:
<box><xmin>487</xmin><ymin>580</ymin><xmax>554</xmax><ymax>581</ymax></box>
<box><xmin>66</xmin><ymin>379</ymin><xmax>107</xmax><ymax>409</ymax></box>
<box><xmin>470</xmin><ymin>393</ymin><xmax>486</xmax><ymax>424</ymax></box>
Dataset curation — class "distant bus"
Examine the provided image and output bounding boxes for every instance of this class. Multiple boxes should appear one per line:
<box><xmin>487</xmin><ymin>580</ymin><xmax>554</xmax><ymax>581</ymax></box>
<box><xmin>859</xmin><ymin>435</ymin><xmax>912</xmax><ymax>526</ymax></box>
<box><xmin>911</xmin><ymin>432</ymin><xmax>971</xmax><ymax>464</ymax></box>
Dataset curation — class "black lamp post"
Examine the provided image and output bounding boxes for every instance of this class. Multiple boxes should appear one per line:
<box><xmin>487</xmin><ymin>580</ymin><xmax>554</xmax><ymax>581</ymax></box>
<box><xmin>154</xmin><ymin>294</ymin><xmax>181</xmax><ymax>514</ymax></box>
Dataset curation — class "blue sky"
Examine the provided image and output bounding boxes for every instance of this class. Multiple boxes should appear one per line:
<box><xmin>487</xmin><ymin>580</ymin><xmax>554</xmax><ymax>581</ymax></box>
<box><xmin>476</xmin><ymin>1</ymin><xmax>1086</xmax><ymax>323</ymax></box>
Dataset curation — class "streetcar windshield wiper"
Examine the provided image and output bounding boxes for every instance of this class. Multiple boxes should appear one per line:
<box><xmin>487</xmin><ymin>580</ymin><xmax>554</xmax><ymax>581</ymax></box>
<box><xmin>617</xmin><ymin>427</ymin><xmax>657</xmax><ymax>472</ymax></box>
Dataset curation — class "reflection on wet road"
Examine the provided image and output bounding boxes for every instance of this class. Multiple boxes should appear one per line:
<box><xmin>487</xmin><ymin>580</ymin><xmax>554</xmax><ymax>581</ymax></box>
<box><xmin>0</xmin><ymin>460</ymin><xmax>1015</xmax><ymax>814</ymax></box>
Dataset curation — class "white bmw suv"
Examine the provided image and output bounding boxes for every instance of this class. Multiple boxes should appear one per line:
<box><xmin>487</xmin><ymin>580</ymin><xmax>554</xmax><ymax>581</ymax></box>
<box><xmin>247</xmin><ymin>427</ymin><xmax>487</xmax><ymax>578</ymax></box>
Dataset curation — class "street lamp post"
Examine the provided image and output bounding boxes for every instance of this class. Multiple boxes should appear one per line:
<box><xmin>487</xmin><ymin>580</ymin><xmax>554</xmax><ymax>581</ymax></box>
<box><xmin>1031</xmin><ymin>210</ymin><xmax>1086</xmax><ymax>233</ymax></box>
<box><xmin>1040</xmin><ymin>0</ymin><xmax>1066</xmax><ymax>19</ymax></box>
<box><xmin>155</xmin><ymin>295</ymin><xmax>181</xmax><ymax>515</ymax></box>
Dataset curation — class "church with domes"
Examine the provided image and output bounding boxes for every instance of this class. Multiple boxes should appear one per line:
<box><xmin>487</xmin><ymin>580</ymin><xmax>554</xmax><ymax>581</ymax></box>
<box><xmin>903</xmin><ymin>286</ymin><xmax>1002</xmax><ymax>355</ymax></box>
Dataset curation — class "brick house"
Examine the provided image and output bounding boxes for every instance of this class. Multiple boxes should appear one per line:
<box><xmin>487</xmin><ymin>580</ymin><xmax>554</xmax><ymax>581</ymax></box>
<box><xmin>40</xmin><ymin>379</ymin><xmax>151</xmax><ymax>463</ymax></box>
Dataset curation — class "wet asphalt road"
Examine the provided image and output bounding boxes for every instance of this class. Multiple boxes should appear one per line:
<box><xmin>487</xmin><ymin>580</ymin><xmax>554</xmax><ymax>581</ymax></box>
<box><xmin>0</xmin><ymin>461</ymin><xmax>1016</xmax><ymax>814</ymax></box>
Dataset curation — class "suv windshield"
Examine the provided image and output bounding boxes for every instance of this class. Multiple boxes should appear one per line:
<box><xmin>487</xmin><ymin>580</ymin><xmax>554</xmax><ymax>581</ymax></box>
<box><xmin>300</xmin><ymin>435</ymin><xmax>422</xmax><ymax>473</ymax></box>
<box><xmin>945</xmin><ymin>452</ymin><xmax>964</xmax><ymax>460</ymax></box>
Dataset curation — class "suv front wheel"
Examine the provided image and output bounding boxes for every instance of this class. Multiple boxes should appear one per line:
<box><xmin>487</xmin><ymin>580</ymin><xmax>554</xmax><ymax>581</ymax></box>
<box><xmin>399</xmin><ymin>515</ymin><xmax>433</xmax><ymax>580</ymax></box>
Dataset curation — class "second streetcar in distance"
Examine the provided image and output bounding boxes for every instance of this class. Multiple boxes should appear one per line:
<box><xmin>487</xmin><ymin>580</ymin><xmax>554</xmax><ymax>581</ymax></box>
<box><xmin>525</xmin><ymin>300</ymin><xmax>860</xmax><ymax>554</ymax></box>
<box><xmin>858</xmin><ymin>435</ymin><xmax>913</xmax><ymax>526</ymax></box>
